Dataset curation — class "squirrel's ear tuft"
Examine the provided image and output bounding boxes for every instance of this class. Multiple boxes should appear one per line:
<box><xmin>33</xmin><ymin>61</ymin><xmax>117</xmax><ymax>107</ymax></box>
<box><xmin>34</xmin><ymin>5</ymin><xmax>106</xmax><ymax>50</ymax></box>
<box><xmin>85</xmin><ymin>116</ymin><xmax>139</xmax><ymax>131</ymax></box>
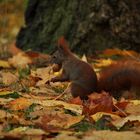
<box><xmin>57</xmin><ymin>36</ymin><xmax>70</xmax><ymax>52</ymax></box>
<box><xmin>57</xmin><ymin>36</ymin><xmax>65</xmax><ymax>47</ymax></box>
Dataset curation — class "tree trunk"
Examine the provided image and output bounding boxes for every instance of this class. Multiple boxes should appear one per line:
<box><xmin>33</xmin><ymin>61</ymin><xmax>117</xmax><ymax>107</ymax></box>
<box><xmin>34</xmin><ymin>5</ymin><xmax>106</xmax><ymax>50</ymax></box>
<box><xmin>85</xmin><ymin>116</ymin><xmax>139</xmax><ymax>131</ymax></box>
<box><xmin>16</xmin><ymin>0</ymin><xmax>140</xmax><ymax>55</ymax></box>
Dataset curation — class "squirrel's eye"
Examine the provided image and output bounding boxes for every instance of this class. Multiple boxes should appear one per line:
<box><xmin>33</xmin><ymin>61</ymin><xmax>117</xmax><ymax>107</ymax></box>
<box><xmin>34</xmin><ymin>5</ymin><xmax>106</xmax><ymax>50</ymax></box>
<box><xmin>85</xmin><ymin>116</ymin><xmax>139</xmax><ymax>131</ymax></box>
<box><xmin>52</xmin><ymin>55</ymin><xmax>56</xmax><ymax>59</ymax></box>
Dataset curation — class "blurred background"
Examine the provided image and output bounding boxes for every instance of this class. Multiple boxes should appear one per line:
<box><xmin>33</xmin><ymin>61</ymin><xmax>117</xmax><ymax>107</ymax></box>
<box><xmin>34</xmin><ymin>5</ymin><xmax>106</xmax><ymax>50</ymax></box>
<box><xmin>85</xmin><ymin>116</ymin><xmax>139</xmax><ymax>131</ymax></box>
<box><xmin>1</xmin><ymin>0</ymin><xmax>140</xmax><ymax>56</ymax></box>
<box><xmin>0</xmin><ymin>0</ymin><xmax>27</xmax><ymax>56</ymax></box>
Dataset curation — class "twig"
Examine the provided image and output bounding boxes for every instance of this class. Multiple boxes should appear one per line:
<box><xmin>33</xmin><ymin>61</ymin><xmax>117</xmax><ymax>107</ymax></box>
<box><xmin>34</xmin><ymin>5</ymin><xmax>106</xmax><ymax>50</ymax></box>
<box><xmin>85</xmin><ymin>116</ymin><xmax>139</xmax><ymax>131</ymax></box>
<box><xmin>113</xmin><ymin>104</ymin><xmax>127</xmax><ymax>117</ymax></box>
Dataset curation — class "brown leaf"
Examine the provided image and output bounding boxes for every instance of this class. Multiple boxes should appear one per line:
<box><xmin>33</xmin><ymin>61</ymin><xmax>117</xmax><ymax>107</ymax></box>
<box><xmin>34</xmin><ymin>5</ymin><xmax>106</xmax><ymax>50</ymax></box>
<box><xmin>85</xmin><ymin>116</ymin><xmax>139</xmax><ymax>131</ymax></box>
<box><xmin>68</xmin><ymin>96</ymin><xmax>83</xmax><ymax>105</ymax></box>
<box><xmin>85</xmin><ymin>92</ymin><xmax>113</xmax><ymax>115</ymax></box>
<box><xmin>20</xmin><ymin>76</ymin><xmax>41</xmax><ymax>87</ymax></box>
<box><xmin>38</xmin><ymin>112</ymin><xmax>84</xmax><ymax>131</ymax></box>
<box><xmin>113</xmin><ymin>100</ymin><xmax>129</xmax><ymax>117</ymax></box>
<box><xmin>114</xmin><ymin>101</ymin><xmax>129</xmax><ymax>111</ymax></box>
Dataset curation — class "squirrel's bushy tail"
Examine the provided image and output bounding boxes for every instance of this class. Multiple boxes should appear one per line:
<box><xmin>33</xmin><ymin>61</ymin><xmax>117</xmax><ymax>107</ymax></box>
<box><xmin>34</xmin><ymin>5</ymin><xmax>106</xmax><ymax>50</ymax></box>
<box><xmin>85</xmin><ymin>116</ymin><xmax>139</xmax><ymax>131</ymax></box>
<box><xmin>98</xmin><ymin>60</ymin><xmax>140</xmax><ymax>94</ymax></box>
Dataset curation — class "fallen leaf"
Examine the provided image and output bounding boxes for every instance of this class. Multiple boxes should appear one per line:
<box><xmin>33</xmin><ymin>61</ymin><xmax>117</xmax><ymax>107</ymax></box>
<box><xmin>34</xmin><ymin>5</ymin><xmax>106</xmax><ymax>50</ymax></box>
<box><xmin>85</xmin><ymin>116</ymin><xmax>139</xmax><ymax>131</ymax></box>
<box><xmin>52</xmin><ymin>132</ymin><xmax>78</xmax><ymax>140</ymax></box>
<box><xmin>30</xmin><ymin>99</ymin><xmax>83</xmax><ymax>115</ymax></box>
<box><xmin>91</xmin><ymin>112</ymin><xmax>121</xmax><ymax>122</ymax></box>
<box><xmin>0</xmin><ymin>110</ymin><xmax>10</xmax><ymax>119</ymax></box>
<box><xmin>68</xmin><ymin>96</ymin><xmax>83</xmax><ymax>105</ymax></box>
<box><xmin>6</xmin><ymin>97</ymin><xmax>32</xmax><ymax>110</ymax></box>
<box><xmin>86</xmin><ymin>92</ymin><xmax>113</xmax><ymax>115</ymax></box>
<box><xmin>39</xmin><ymin>112</ymin><xmax>84</xmax><ymax>130</ymax></box>
<box><xmin>112</xmin><ymin>115</ymin><xmax>140</xmax><ymax>129</ymax></box>
<box><xmin>114</xmin><ymin>101</ymin><xmax>129</xmax><ymax>111</ymax></box>
<box><xmin>8</xmin><ymin>114</ymin><xmax>33</xmax><ymax>125</ymax></box>
<box><xmin>0</xmin><ymin>72</ymin><xmax>18</xmax><ymax>85</ymax></box>
<box><xmin>125</xmin><ymin>103</ymin><xmax>140</xmax><ymax>115</ymax></box>
<box><xmin>21</xmin><ymin>128</ymin><xmax>46</xmax><ymax>136</ymax></box>
<box><xmin>0</xmin><ymin>60</ymin><xmax>11</xmax><ymax>68</ymax></box>
<box><xmin>0</xmin><ymin>90</ymin><xmax>15</xmax><ymax>96</ymax></box>
<box><xmin>31</xmin><ymin>67</ymin><xmax>52</xmax><ymax>86</ymax></box>
<box><xmin>112</xmin><ymin>101</ymin><xmax>128</xmax><ymax>117</ymax></box>
<box><xmin>8</xmin><ymin>127</ymin><xmax>46</xmax><ymax>136</ymax></box>
<box><xmin>29</xmin><ymin>86</ymin><xmax>58</xmax><ymax>97</ymax></box>
<box><xmin>20</xmin><ymin>76</ymin><xmax>40</xmax><ymax>87</ymax></box>
<box><xmin>130</xmin><ymin>100</ymin><xmax>140</xmax><ymax>105</ymax></box>
<box><xmin>0</xmin><ymin>110</ymin><xmax>32</xmax><ymax>126</ymax></box>
<box><xmin>8</xmin><ymin>52</ymin><xmax>32</xmax><ymax>68</ymax></box>
<box><xmin>0</xmin><ymin>98</ymin><xmax>13</xmax><ymax>105</ymax></box>
<box><xmin>84</xmin><ymin>130</ymin><xmax>140</xmax><ymax>140</ymax></box>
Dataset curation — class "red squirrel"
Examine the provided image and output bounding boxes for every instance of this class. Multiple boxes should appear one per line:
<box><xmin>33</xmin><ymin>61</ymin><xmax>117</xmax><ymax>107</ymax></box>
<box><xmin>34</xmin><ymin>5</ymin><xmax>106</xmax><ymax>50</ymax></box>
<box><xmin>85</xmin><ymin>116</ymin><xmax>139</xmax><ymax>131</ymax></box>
<box><xmin>49</xmin><ymin>37</ymin><xmax>140</xmax><ymax>99</ymax></box>
<box><xmin>49</xmin><ymin>37</ymin><xmax>97</xmax><ymax>99</ymax></box>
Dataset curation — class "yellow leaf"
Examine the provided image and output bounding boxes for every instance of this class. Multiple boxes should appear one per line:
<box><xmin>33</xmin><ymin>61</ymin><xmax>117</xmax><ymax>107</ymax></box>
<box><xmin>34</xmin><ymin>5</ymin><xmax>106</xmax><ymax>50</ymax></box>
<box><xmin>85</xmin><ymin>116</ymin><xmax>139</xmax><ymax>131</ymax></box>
<box><xmin>0</xmin><ymin>60</ymin><xmax>10</xmax><ymax>68</ymax></box>
<box><xmin>129</xmin><ymin>100</ymin><xmax>140</xmax><ymax>105</ymax></box>
<box><xmin>0</xmin><ymin>90</ymin><xmax>14</xmax><ymax>96</ymax></box>
<box><xmin>9</xmin><ymin>126</ymin><xmax>28</xmax><ymax>133</ymax></box>
<box><xmin>8</xmin><ymin>127</ymin><xmax>46</xmax><ymax>135</ymax></box>
<box><xmin>91</xmin><ymin>112</ymin><xmax>121</xmax><ymax>122</ymax></box>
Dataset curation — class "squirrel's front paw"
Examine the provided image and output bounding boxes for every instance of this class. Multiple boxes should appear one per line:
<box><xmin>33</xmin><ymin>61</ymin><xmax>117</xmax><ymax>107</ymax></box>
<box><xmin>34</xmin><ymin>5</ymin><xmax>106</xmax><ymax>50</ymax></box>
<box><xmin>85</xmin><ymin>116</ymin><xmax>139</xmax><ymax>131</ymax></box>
<box><xmin>45</xmin><ymin>80</ymin><xmax>51</xmax><ymax>84</ymax></box>
<box><xmin>49</xmin><ymin>77</ymin><xmax>57</xmax><ymax>82</ymax></box>
<box><xmin>45</xmin><ymin>77</ymin><xmax>57</xmax><ymax>84</ymax></box>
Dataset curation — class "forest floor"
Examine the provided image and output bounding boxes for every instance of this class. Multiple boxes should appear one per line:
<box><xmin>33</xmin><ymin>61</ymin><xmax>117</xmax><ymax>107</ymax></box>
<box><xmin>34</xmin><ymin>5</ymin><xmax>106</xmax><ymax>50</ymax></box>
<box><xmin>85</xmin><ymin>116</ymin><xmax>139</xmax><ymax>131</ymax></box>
<box><xmin>0</xmin><ymin>1</ymin><xmax>140</xmax><ymax>140</ymax></box>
